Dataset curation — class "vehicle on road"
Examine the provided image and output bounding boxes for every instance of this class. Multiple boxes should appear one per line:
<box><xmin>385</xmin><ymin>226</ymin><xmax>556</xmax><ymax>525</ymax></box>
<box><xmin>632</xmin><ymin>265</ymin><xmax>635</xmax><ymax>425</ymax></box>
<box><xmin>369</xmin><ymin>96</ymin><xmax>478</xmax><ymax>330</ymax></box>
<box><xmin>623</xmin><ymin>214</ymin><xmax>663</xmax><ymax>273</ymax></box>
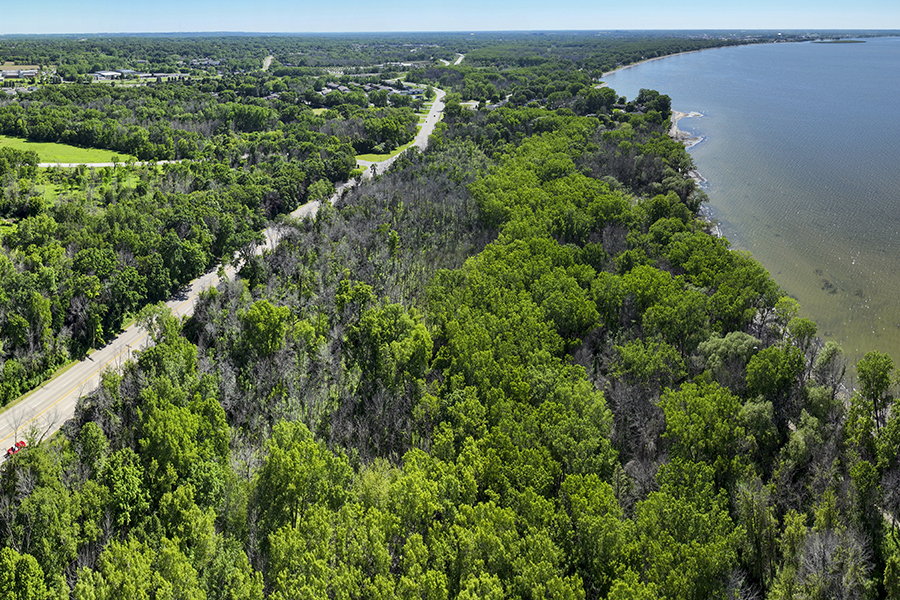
<box><xmin>6</xmin><ymin>440</ymin><xmax>26</xmax><ymax>457</ymax></box>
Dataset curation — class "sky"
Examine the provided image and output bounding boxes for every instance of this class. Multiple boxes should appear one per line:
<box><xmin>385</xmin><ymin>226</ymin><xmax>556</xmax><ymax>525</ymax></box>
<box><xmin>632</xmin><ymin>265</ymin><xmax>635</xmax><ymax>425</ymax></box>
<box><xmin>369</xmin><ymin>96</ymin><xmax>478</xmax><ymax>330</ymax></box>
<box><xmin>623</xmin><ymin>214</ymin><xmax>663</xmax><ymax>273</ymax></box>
<box><xmin>2</xmin><ymin>0</ymin><xmax>899</xmax><ymax>35</ymax></box>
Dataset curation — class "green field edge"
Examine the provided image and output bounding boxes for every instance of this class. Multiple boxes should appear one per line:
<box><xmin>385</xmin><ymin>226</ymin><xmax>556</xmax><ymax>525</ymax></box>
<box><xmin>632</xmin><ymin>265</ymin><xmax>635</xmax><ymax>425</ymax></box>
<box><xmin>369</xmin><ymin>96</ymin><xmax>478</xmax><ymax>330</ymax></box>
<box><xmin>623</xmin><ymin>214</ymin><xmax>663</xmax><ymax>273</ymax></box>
<box><xmin>0</xmin><ymin>135</ymin><xmax>138</xmax><ymax>164</ymax></box>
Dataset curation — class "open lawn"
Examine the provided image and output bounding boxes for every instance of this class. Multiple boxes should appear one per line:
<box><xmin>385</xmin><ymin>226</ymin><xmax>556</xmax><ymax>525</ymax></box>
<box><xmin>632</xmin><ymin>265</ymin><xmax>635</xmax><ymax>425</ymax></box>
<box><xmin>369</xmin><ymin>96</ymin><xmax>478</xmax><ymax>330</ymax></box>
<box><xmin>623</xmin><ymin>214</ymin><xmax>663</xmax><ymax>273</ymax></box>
<box><xmin>1</xmin><ymin>63</ymin><xmax>45</xmax><ymax>70</ymax></box>
<box><xmin>355</xmin><ymin>103</ymin><xmax>434</xmax><ymax>161</ymax></box>
<box><xmin>36</xmin><ymin>167</ymin><xmax>143</xmax><ymax>202</ymax></box>
<box><xmin>356</xmin><ymin>138</ymin><xmax>416</xmax><ymax>163</ymax></box>
<box><xmin>0</xmin><ymin>135</ymin><xmax>137</xmax><ymax>164</ymax></box>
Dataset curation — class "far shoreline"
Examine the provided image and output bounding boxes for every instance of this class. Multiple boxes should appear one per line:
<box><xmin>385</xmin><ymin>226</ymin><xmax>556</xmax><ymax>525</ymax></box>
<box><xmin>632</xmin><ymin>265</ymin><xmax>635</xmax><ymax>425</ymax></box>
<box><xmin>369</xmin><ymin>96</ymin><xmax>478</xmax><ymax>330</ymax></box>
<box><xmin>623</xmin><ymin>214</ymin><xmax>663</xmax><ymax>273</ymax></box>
<box><xmin>599</xmin><ymin>38</ymin><xmax>794</xmax><ymax>80</ymax></box>
<box><xmin>600</xmin><ymin>48</ymin><xmax>708</xmax><ymax>78</ymax></box>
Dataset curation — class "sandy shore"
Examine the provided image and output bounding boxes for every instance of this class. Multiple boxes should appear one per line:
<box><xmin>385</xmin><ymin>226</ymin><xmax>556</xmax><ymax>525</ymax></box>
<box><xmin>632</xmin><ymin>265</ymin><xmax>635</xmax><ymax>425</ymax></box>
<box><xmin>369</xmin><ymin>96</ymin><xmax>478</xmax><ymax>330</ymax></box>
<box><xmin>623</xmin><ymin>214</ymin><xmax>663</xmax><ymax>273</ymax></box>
<box><xmin>669</xmin><ymin>111</ymin><xmax>719</xmax><ymax>235</ymax></box>
<box><xmin>669</xmin><ymin>110</ymin><xmax>704</xmax><ymax>149</ymax></box>
<box><xmin>600</xmin><ymin>49</ymin><xmax>707</xmax><ymax>79</ymax></box>
<box><xmin>669</xmin><ymin>110</ymin><xmax>706</xmax><ymax>182</ymax></box>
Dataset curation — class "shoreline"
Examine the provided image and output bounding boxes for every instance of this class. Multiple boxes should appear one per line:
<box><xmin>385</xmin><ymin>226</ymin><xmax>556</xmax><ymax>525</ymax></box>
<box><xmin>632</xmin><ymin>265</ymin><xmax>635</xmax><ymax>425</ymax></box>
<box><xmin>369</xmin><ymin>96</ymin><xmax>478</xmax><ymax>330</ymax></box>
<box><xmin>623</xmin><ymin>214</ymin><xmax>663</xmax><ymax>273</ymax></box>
<box><xmin>669</xmin><ymin>110</ymin><xmax>721</xmax><ymax>237</ymax></box>
<box><xmin>669</xmin><ymin>110</ymin><xmax>704</xmax><ymax>151</ymax></box>
<box><xmin>599</xmin><ymin>49</ymin><xmax>730</xmax><ymax>240</ymax></box>
<box><xmin>600</xmin><ymin>48</ymin><xmax>707</xmax><ymax>78</ymax></box>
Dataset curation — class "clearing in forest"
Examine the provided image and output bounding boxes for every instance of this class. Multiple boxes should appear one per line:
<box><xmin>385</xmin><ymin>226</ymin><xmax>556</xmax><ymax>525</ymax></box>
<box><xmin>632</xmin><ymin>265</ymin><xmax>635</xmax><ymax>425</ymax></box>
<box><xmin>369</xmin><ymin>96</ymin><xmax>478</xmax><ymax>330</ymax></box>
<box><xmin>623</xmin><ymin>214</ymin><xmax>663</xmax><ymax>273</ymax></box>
<box><xmin>0</xmin><ymin>135</ymin><xmax>137</xmax><ymax>164</ymax></box>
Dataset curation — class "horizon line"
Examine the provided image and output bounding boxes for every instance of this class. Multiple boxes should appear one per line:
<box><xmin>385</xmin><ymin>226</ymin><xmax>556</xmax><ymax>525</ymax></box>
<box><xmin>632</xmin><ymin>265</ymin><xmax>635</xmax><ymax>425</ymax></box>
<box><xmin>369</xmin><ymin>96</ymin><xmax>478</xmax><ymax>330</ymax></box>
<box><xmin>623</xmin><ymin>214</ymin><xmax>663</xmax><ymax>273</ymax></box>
<box><xmin>3</xmin><ymin>28</ymin><xmax>900</xmax><ymax>37</ymax></box>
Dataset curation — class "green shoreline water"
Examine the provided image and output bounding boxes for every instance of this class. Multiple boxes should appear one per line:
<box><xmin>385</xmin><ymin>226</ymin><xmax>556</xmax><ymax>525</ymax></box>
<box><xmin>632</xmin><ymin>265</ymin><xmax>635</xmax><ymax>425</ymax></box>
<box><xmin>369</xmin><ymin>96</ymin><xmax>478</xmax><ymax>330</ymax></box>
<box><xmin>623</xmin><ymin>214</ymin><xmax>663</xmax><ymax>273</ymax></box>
<box><xmin>603</xmin><ymin>38</ymin><xmax>900</xmax><ymax>369</ymax></box>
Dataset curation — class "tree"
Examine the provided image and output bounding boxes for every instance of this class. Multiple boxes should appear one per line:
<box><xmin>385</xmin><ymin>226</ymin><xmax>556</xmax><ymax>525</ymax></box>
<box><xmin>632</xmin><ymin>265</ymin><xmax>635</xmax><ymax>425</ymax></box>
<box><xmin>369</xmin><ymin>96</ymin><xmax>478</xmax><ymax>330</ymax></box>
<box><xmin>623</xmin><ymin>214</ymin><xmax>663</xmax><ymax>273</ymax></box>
<box><xmin>855</xmin><ymin>350</ymin><xmax>894</xmax><ymax>433</ymax></box>
<box><xmin>813</xmin><ymin>341</ymin><xmax>846</xmax><ymax>402</ymax></box>
<box><xmin>16</xmin><ymin>482</ymin><xmax>79</xmax><ymax>576</ymax></box>
<box><xmin>77</xmin><ymin>421</ymin><xmax>110</xmax><ymax>477</ymax></box>
<box><xmin>698</xmin><ymin>331</ymin><xmax>759</xmax><ymax>393</ymax></box>
<box><xmin>558</xmin><ymin>474</ymin><xmax>626</xmax><ymax>597</ymax></box>
<box><xmin>735</xmin><ymin>479</ymin><xmax>779</xmax><ymax>593</ymax></box>
<box><xmin>607</xmin><ymin>570</ymin><xmax>659</xmax><ymax>600</ymax></box>
<box><xmin>254</xmin><ymin>421</ymin><xmax>352</xmax><ymax>542</ymax></box>
<box><xmin>75</xmin><ymin>538</ymin><xmax>206</xmax><ymax>600</ymax></box>
<box><xmin>101</xmin><ymin>448</ymin><xmax>150</xmax><ymax>529</ymax></box>
<box><xmin>241</xmin><ymin>299</ymin><xmax>292</xmax><ymax>357</ymax></box>
<box><xmin>660</xmin><ymin>382</ymin><xmax>747</xmax><ymax>489</ymax></box>
<box><xmin>631</xmin><ymin>459</ymin><xmax>740</xmax><ymax>600</ymax></box>
<box><xmin>370</xmin><ymin>89</ymin><xmax>389</xmax><ymax>107</ymax></box>
<box><xmin>0</xmin><ymin>547</ymin><xmax>49</xmax><ymax>600</ymax></box>
<box><xmin>746</xmin><ymin>345</ymin><xmax>805</xmax><ymax>434</ymax></box>
<box><xmin>203</xmin><ymin>537</ymin><xmax>264</xmax><ymax>600</ymax></box>
<box><xmin>613</xmin><ymin>338</ymin><xmax>685</xmax><ymax>391</ymax></box>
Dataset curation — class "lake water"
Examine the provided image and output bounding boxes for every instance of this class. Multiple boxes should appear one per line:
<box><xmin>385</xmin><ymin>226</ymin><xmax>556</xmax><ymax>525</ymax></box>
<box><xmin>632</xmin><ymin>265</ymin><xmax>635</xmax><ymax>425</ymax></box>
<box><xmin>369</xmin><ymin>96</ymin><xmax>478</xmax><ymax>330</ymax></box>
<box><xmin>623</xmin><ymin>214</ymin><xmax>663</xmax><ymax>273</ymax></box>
<box><xmin>602</xmin><ymin>37</ymin><xmax>900</xmax><ymax>365</ymax></box>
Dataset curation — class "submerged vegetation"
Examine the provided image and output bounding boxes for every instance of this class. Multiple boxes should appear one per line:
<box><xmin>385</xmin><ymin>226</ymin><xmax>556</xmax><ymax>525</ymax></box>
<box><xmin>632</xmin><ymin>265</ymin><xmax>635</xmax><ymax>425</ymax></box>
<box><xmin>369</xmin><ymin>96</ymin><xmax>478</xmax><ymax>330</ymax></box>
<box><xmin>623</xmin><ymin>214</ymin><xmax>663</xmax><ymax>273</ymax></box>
<box><xmin>0</xmin><ymin>32</ymin><xmax>898</xmax><ymax>599</ymax></box>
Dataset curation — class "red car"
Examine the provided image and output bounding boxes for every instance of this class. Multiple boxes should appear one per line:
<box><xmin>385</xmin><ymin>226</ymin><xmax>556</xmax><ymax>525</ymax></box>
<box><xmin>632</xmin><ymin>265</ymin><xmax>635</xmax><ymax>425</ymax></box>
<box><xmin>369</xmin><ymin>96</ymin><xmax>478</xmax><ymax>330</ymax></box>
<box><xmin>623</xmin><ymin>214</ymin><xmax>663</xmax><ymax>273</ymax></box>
<box><xmin>5</xmin><ymin>441</ymin><xmax>26</xmax><ymax>457</ymax></box>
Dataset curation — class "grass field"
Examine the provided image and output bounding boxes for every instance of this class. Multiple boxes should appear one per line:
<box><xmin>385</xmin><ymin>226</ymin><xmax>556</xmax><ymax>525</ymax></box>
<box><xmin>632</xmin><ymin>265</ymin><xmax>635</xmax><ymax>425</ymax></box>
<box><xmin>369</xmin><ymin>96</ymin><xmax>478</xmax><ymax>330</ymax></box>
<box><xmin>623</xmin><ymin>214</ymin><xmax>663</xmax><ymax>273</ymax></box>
<box><xmin>0</xmin><ymin>135</ymin><xmax>137</xmax><ymax>164</ymax></box>
<box><xmin>1</xmin><ymin>63</ymin><xmax>43</xmax><ymax>70</ymax></box>
<box><xmin>355</xmin><ymin>139</ymin><xmax>415</xmax><ymax>163</ymax></box>
<box><xmin>355</xmin><ymin>103</ymin><xmax>434</xmax><ymax>162</ymax></box>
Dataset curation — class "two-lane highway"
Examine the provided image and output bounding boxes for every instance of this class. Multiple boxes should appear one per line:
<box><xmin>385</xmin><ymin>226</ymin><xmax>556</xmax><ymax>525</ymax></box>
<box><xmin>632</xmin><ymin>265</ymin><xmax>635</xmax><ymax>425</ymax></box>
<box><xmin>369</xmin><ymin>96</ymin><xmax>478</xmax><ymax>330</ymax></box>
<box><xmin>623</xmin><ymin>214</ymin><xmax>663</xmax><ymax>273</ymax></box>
<box><xmin>0</xmin><ymin>87</ymin><xmax>447</xmax><ymax>455</ymax></box>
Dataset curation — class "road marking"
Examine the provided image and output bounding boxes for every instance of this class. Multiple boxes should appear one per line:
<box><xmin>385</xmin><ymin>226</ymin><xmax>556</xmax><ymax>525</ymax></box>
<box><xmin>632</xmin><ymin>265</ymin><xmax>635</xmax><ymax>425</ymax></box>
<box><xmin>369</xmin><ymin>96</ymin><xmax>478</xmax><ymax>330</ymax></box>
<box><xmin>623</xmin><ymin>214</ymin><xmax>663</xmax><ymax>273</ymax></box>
<box><xmin>0</xmin><ymin>272</ymin><xmax>214</xmax><ymax>449</ymax></box>
<box><xmin>3</xmin><ymin>87</ymin><xmax>447</xmax><ymax>452</ymax></box>
<box><xmin>0</xmin><ymin>330</ymin><xmax>148</xmax><ymax>448</ymax></box>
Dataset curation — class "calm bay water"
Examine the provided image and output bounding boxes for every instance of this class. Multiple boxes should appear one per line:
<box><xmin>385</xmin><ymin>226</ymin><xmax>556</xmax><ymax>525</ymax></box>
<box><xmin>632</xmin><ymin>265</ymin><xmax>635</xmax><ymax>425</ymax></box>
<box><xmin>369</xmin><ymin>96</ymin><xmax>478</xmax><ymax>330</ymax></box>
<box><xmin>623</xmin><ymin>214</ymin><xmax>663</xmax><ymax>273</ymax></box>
<box><xmin>602</xmin><ymin>37</ymin><xmax>900</xmax><ymax>363</ymax></box>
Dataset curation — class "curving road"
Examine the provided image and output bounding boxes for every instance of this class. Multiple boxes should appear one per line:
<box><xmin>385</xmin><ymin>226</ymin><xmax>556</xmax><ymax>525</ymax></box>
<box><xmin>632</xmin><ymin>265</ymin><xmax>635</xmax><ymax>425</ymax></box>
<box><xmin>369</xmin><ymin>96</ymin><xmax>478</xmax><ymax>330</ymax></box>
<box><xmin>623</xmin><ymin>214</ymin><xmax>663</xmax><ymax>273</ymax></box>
<box><xmin>0</xmin><ymin>88</ymin><xmax>447</xmax><ymax>455</ymax></box>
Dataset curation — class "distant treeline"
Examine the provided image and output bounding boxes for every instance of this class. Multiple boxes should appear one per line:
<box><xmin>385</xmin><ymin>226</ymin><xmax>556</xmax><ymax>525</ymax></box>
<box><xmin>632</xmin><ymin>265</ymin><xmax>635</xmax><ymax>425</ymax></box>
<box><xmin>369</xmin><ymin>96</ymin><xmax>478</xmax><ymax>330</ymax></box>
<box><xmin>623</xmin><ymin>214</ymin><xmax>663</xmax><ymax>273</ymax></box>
<box><xmin>1</xmin><ymin>33</ymin><xmax>898</xmax><ymax>600</ymax></box>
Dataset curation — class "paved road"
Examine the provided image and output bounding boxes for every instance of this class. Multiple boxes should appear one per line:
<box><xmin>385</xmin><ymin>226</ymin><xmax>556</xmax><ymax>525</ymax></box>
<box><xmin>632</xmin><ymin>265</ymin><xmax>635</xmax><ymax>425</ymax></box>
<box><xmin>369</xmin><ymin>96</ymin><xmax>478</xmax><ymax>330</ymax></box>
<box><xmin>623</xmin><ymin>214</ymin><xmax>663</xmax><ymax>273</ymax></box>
<box><xmin>0</xmin><ymin>88</ymin><xmax>447</xmax><ymax>455</ymax></box>
<box><xmin>355</xmin><ymin>89</ymin><xmax>445</xmax><ymax>177</ymax></box>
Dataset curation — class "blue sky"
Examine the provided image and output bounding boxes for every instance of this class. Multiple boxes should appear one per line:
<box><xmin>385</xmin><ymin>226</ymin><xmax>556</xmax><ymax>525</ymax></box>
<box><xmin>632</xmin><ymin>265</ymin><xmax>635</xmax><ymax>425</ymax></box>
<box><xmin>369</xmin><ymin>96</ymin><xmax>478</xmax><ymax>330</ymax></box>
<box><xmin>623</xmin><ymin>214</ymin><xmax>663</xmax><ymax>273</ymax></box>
<box><xmin>2</xmin><ymin>0</ymin><xmax>899</xmax><ymax>34</ymax></box>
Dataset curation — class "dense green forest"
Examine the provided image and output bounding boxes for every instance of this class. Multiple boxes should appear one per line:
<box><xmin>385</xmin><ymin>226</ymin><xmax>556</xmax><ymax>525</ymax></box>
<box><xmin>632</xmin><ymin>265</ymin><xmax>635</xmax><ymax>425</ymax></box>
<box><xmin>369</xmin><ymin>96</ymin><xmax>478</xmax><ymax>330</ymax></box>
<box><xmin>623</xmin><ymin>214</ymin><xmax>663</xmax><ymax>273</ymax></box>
<box><xmin>0</xmin><ymin>33</ymin><xmax>898</xmax><ymax>599</ymax></box>
<box><xmin>0</xmin><ymin>31</ymin><xmax>797</xmax><ymax>75</ymax></box>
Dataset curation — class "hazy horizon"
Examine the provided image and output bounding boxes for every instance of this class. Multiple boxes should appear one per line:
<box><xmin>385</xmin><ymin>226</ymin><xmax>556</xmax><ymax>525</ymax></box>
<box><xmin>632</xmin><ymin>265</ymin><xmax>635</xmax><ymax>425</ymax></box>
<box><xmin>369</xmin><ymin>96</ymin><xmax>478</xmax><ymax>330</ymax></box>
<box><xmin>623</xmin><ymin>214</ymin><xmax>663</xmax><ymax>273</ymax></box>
<box><xmin>2</xmin><ymin>29</ymin><xmax>900</xmax><ymax>38</ymax></box>
<box><xmin>2</xmin><ymin>0</ymin><xmax>898</xmax><ymax>36</ymax></box>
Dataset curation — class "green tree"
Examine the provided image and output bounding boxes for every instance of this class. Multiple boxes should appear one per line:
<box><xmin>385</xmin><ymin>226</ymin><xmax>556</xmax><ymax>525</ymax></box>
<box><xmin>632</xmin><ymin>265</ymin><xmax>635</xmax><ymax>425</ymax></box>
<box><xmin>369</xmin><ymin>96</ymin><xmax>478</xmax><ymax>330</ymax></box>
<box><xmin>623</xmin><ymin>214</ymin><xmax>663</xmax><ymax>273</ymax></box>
<box><xmin>0</xmin><ymin>547</ymin><xmax>49</xmax><ymax>600</ymax></box>
<box><xmin>735</xmin><ymin>479</ymin><xmax>778</xmax><ymax>592</ymax></box>
<box><xmin>254</xmin><ymin>421</ymin><xmax>352</xmax><ymax>541</ymax></box>
<box><xmin>558</xmin><ymin>474</ymin><xmax>625</xmax><ymax>597</ymax></box>
<box><xmin>746</xmin><ymin>345</ymin><xmax>805</xmax><ymax>434</ymax></box>
<box><xmin>812</xmin><ymin>341</ymin><xmax>846</xmax><ymax>402</ymax></box>
<box><xmin>241</xmin><ymin>299</ymin><xmax>292</xmax><ymax>357</ymax></box>
<box><xmin>660</xmin><ymin>382</ymin><xmax>748</xmax><ymax>489</ymax></box>
<box><xmin>631</xmin><ymin>459</ymin><xmax>740</xmax><ymax>600</ymax></box>
<box><xmin>855</xmin><ymin>350</ymin><xmax>894</xmax><ymax>433</ymax></box>
<box><xmin>607</xmin><ymin>570</ymin><xmax>659</xmax><ymax>600</ymax></box>
<box><xmin>100</xmin><ymin>448</ymin><xmax>150</xmax><ymax>528</ymax></box>
<box><xmin>698</xmin><ymin>331</ymin><xmax>759</xmax><ymax>393</ymax></box>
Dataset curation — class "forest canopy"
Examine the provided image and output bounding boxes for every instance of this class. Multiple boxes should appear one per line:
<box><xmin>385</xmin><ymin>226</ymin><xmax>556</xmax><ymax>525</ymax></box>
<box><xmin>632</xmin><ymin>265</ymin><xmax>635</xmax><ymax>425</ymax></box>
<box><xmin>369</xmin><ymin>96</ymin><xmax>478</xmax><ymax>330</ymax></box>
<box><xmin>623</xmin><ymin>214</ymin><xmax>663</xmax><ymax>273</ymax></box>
<box><xmin>0</xmin><ymin>32</ymin><xmax>896</xmax><ymax>600</ymax></box>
